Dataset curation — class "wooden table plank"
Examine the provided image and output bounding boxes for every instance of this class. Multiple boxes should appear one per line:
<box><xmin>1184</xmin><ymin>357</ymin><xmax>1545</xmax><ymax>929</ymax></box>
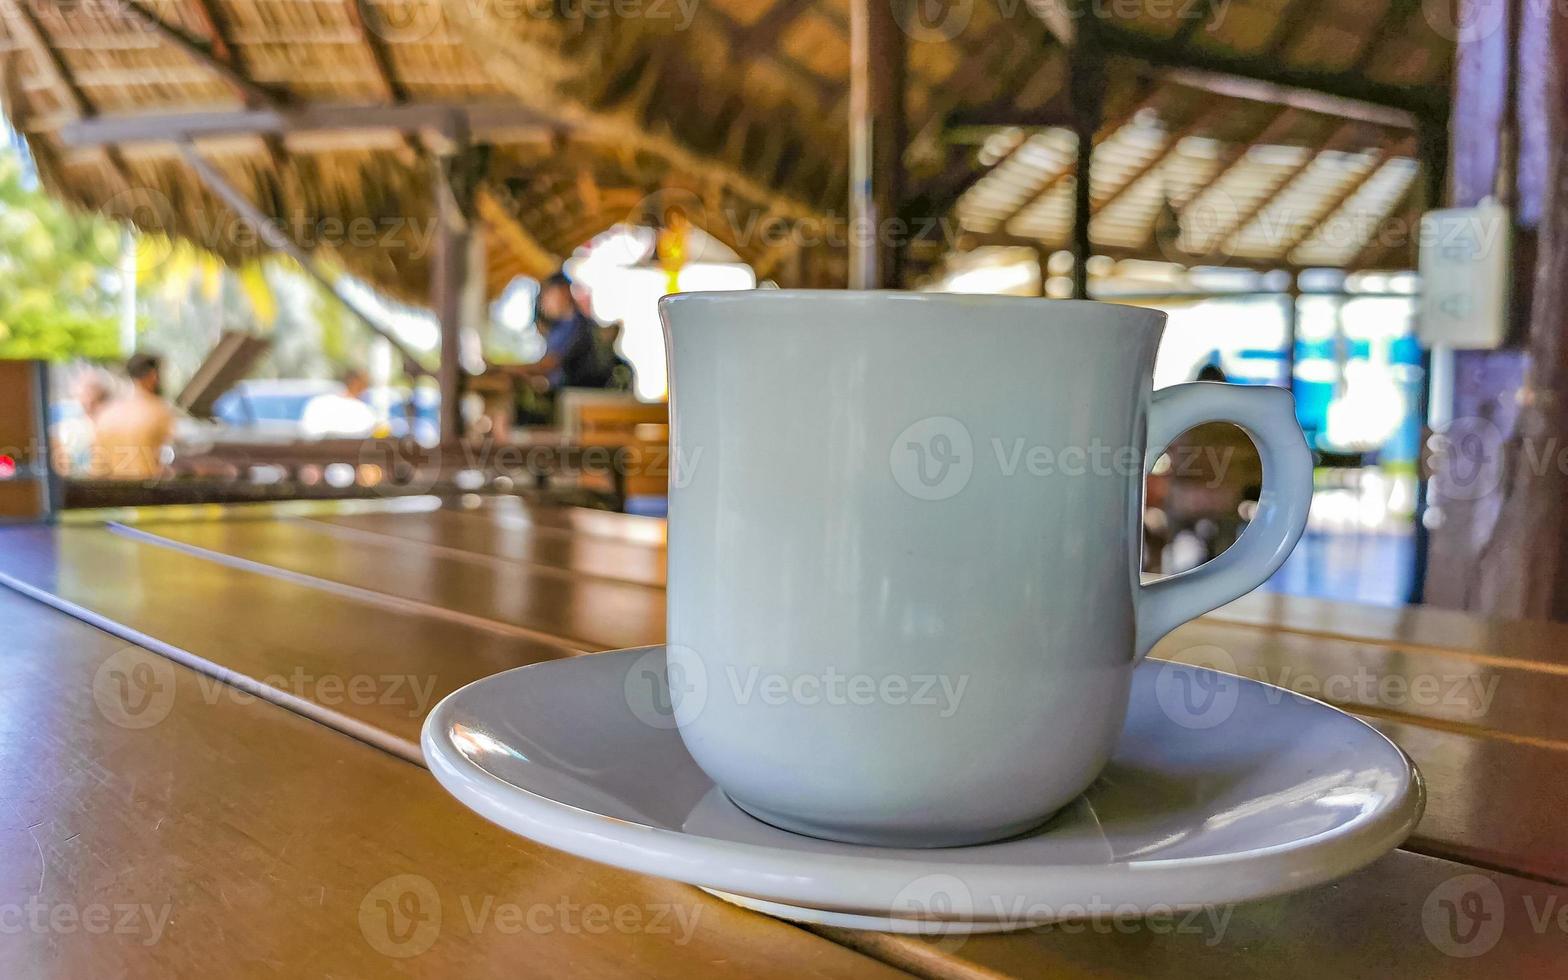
<box><xmin>307</xmin><ymin>507</ymin><xmax>667</xmax><ymax>587</ymax></box>
<box><xmin>1155</xmin><ymin>623</ymin><xmax>1568</xmax><ymax>883</ymax></box>
<box><xmin>470</xmin><ymin>496</ymin><xmax>668</xmax><ymax>546</ymax></box>
<box><xmin>90</xmin><ymin>495</ymin><xmax>1568</xmax><ymax>669</ymax></box>
<box><xmin>3</xmin><ymin>521</ymin><xmax>1563</xmax><ymax>885</ymax></box>
<box><xmin>815</xmin><ymin>849</ymin><xmax>1568</xmax><ymax>979</ymax></box>
<box><xmin>8</xmin><ymin>507</ymin><xmax>1568</xmax><ymax>973</ymax></box>
<box><xmin>318</xmin><ymin>499</ymin><xmax>1568</xmax><ymax>675</ymax></box>
<box><xmin>1365</xmin><ymin>718</ymin><xmax>1568</xmax><ymax>882</ymax></box>
<box><xmin>0</xmin><ymin>589</ymin><xmax>907</xmax><ymax>979</ymax></box>
<box><xmin>1159</xmin><ymin>620</ymin><xmax>1567</xmax><ymax>745</ymax></box>
<box><xmin>1214</xmin><ymin>591</ymin><xmax>1568</xmax><ymax>670</ymax></box>
<box><xmin>10</xmin><ymin>570</ymin><xmax>1567</xmax><ymax>978</ymax></box>
<box><xmin>0</xmin><ymin>524</ymin><xmax>574</xmax><ymax>755</ymax></box>
<box><xmin>113</xmin><ymin>518</ymin><xmax>666</xmax><ymax>651</ymax></box>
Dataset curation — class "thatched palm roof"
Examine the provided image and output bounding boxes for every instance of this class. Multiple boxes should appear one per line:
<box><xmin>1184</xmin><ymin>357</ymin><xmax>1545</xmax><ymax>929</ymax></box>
<box><xmin>0</xmin><ymin>0</ymin><xmax>1452</xmax><ymax>301</ymax></box>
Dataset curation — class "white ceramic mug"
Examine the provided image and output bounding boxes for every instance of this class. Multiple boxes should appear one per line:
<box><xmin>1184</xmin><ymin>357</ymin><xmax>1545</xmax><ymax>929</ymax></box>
<box><xmin>660</xmin><ymin>291</ymin><xmax>1312</xmax><ymax>847</ymax></box>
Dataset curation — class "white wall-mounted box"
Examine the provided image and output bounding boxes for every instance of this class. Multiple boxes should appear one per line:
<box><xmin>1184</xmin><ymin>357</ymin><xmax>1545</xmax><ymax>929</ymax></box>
<box><xmin>1418</xmin><ymin>201</ymin><xmax>1511</xmax><ymax>349</ymax></box>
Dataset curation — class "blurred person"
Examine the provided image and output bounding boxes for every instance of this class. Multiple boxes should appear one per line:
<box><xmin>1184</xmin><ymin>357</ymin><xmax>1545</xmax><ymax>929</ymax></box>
<box><xmin>90</xmin><ymin>353</ymin><xmax>174</xmax><ymax>481</ymax></box>
<box><xmin>509</xmin><ymin>272</ymin><xmax>603</xmax><ymax>392</ymax></box>
<box><xmin>502</xmin><ymin>272</ymin><xmax>616</xmax><ymax>426</ymax></box>
<box><xmin>594</xmin><ymin>321</ymin><xmax>635</xmax><ymax>393</ymax></box>
<box><xmin>51</xmin><ymin>370</ymin><xmax>111</xmax><ymax>475</ymax></box>
<box><xmin>1157</xmin><ymin>360</ymin><xmax>1263</xmax><ymax>571</ymax></box>
<box><xmin>301</xmin><ymin>369</ymin><xmax>377</xmax><ymax>439</ymax></box>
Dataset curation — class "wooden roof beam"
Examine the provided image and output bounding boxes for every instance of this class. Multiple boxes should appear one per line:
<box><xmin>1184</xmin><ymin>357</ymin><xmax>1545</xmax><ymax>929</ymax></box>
<box><xmin>992</xmin><ymin>93</ymin><xmax>1154</xmax><ymax>232</ymax></box>
<box><xmin>1126</xmin><ymin>106</ymin><xmax>1299</xmax><ymax>255</ymax></box>
<box><xmin>1280</xmin><ymin>135</ymin><xmax>1416</xmax><ymax>260</ymax></box>
<box><xmin>476</xmin><ymin>187</ymin><xmax>561</xmax><ymax>279</ymax></box>
<box><xmin>1218</xmin><ymin>120</ymin><xmax>1365</xmax><ymax>252</ymax></box>
<box><xmin>1098</xmin><ymin>24</ymin><xmax>1441</xmax><ymax>122</ymax></box>
<box><xmin>1351</xmin><ymin>0</ymin><xmax>1421</xmax><ymax>75</ymax></box>
<box><xmin>5</xmin><ymin>1</ymin><xmax>139</xmax><ymax>190</ymax></box>
<box><xmin>176</xmin><ymin>0</ymin><xmax>292</xmax><ymax>175</ymax></box>
<box><xmin>697</xmin><ymin>3</ymin><xmax>837</xmax><ymax>110</ymax></box>
<box><xmin>57</xmin><ymin>103</ymin><xmax>558</xmax><ymax>149</ymax></box>
<box><xmin>343</xmin><ymin>0</ymin><xmax>407</xmax><ymax>104</ymax></box>
<box><xmin>1167</xmin><ymin>0</ymin><xmax>1219</xmax><ymax>49</ymax></box>
<box><xmin>961</xmin><ymin>229</ymin><xmax>1330</xmax><ymax>274</ymax></box>
<box><xmin>112</xmin><ymin>0</ymin><xmax>288</xmax><ymax>107</ymax></box>
<box><xmin>1091</xmin><ymin>103</ymin><xmax>1223</xmax><ymax>215</ymax></box>
<box><xmin>1197</xmin><ymin>107</ymin><xmax>1300</xmax><ymax>190</ymax></box>
<box><xmin>1154</xmin><ymin>65</ymin><xmax>1416</xmax><ymax>130</ymax></box>
<box><xmin>5</xmin><ymin>0</ymin><xmax>89</xmax><ymax>118</ymax></box>
<box><xmin>1347</xmin><ymin>179</ymin><xmax>1421</xmax><ymax>269</ymax></box>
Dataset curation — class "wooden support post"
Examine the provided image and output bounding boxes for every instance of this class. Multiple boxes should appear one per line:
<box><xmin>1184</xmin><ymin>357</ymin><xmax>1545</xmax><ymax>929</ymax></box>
<box><xmin>1421</xmin><ymin>0</ymin><xmax>1568</xmax><ymax>618</ymax></box>
<box><xmin>431</xmin><ymin>150</ymin><xmax>472</xmax><ymax>447</ymax></box>
<box><xmin>429</xmin><ymin>115</ymin><xmax>476</xmax><ymax>448</ymax></box>
<box><xmin>1067</xmin><ymin>39</ymin><xmax>1105</xmax><ymax>300</ymax></box>
<box><xmin>847</xmin><ymin>0</ymin><xmax>905</xmax><ymax>288</ymax></box>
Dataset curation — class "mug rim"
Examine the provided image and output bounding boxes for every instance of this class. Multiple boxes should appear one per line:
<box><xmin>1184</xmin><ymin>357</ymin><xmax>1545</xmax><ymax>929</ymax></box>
<box><xmin>659</xmin><ymin>289</ymin><xmax>1167</xmax><ymax>329</ymax></box>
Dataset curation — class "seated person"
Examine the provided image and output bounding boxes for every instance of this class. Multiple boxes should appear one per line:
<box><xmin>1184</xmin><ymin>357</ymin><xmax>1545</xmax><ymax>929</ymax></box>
<box><xmin>301</xmin><ymin>369</ymin><xmax>377</xmax><ymax>439</ymax></box>
<box><xmin>90</xmin><ymin>353</ymin><xmax>174</xmax><ymax>481</ymax></box>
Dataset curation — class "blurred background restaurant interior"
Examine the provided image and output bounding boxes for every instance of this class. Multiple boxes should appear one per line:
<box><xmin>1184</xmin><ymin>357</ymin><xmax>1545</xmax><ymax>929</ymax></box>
<box><xmin>0</xmin><ymin>0</ymin><xmax>1555</xmax><ymax>622</ymax></box>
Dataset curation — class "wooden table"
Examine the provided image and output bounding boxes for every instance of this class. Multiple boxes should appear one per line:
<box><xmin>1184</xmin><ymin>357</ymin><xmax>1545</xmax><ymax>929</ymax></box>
<box><xmin>2</xmin><ymin>496</ymin><xmax>1565</xmax><ymax>976</ymax></box>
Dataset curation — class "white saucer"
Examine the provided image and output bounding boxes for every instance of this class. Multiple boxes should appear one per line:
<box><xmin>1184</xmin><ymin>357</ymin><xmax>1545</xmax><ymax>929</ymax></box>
<box><xmin>423</xmin><ymin>647</ymin><xmax>1423</xmax><ymax>933</ymax></box>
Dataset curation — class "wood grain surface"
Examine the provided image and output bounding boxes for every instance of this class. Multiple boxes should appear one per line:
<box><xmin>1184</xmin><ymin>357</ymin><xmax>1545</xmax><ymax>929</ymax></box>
<box><xmin>4</xmin><ymin>498</ymin><xmax>1567</xmax><ymax>976</ymax></box>
<box><xmin>0</xmin><ymin>589</ymin><xmax>906</xmax><ymax>978</ymax></box>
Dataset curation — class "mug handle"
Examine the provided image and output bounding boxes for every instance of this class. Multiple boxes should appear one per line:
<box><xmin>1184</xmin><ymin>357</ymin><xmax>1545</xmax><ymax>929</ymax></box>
<box><xmin>1136</xmin><ymin>382</ymin><xmax>1314</xmax><ymax>660</ymax></box>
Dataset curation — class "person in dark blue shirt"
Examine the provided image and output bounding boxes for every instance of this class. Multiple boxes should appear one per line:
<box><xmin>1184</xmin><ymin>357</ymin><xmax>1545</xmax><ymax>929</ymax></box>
<box><xmin>504</xmin><ymin>271</ymin><xmax>613</xmax><ymax>425</ymax></box>
<box><xmin>530</xmin><ymin>272</ymin><xmax>599</xmax><ymax>389</ymax></box>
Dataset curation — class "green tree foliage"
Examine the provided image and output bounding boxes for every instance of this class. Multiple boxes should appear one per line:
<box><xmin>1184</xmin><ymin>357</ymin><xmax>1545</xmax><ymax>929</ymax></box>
<box><xmin>0</xmin><ymin>151</ymin><xmax>124</xmax><ymax>361</ymax></box>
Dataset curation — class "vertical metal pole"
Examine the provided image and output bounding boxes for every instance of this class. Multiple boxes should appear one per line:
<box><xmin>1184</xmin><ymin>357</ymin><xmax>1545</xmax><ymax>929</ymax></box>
<box><xmin>1407</xmin><ymin>115</ymin><xmax>1450</xmax><ymax>605</ymax></box>
<box><xmin>848</xmin><ymin>0</ymin><xmax>905</xmax><ymax>289</ymax></box>
<box><xmin>1283</xmin><ymin>271</ymin><xmax>1300</xmax><ymax>392</ymax></box>
<box><xmin>1067</xmin><ymin>40</ymin><xmax>1104</xmax><ymax>300</ymax></box>
<box><xmin>119</xmin><ymin>228</ymin><xmax>137</xmax><ymax>355</ymax></box>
